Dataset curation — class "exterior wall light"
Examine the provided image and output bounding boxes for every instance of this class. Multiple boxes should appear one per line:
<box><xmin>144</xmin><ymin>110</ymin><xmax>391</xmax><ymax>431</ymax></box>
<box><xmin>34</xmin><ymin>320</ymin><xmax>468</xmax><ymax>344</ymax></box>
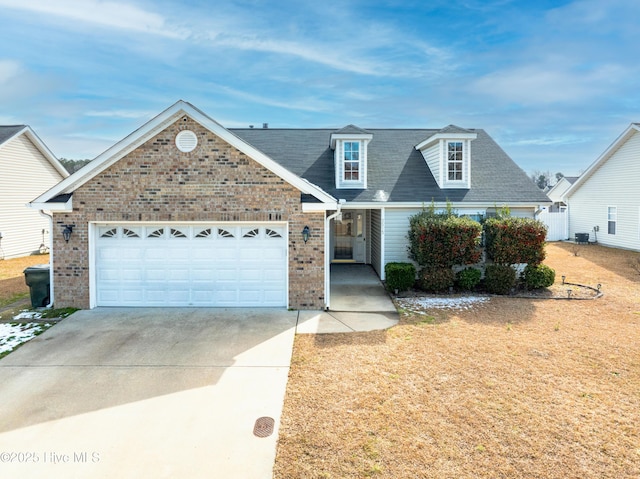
<box><xmin>302</xmin><ymin>225</ymin><xmax>310</xmax><ymax>243</ymax></box>
<box><xmin>62</xmin><ymin>224</ymin><xmax>75</xmax><ymax>243</ymax></box>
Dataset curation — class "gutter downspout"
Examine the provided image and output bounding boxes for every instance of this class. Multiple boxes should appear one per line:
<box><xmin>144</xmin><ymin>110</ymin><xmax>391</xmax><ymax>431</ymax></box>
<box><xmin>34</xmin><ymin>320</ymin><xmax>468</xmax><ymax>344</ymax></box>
<box><xmin>324</xmin><ymin>199</ymin><xmax>345</xmax><ymax>310</ymax></box>
<box><xmin>38</xmin><ymin>210</ymin><xmax>54</xmax><ymax>308</ymax></box>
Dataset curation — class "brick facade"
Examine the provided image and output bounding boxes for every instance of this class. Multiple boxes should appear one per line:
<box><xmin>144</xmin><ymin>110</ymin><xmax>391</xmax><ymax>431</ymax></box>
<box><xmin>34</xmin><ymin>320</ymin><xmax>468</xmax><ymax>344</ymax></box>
<box><xmin>52</xmin><ymin>116</ymin><xmax>325</xmax><ymax>309</ymax></box>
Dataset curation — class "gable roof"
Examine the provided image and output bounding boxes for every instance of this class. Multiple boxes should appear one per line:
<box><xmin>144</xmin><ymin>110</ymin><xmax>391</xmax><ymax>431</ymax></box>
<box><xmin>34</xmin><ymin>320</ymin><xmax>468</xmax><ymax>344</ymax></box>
<box><xmin>31</xmin><ymin>101</ymin><xmax>336</xmax><ymax>210</ymax></box>
<box><xmin>0</xmin><ymin>125</ymin><xmax>69</xmax><ymax>178</ymax></box>
<box><xmin>546</xmin><ymin>175</ymin><xmax>579</xmax><ymax>202</ymax></box>
<box><xmin>566</xmin><ymin>123</ymin><xmax>640</xmax><ymax>198</ymax></box>
<box><xmin>232</xmin><ymin>128</ymin><xmax>549</xmax><ymax>205</ymax></box>
<box><xmin>0</xmin><ymin>125</ymin><xmax>26</xmax><ymax>144</ymax></box>
<box><xmin>333</xmin><ymin>124</ymin><xmax>371</xmax><ymax>135</ymax></box>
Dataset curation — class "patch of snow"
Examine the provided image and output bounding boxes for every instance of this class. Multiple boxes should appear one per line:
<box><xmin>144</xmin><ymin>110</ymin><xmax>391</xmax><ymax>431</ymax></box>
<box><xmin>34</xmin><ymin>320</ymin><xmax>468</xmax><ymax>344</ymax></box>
<box><xmin>397</xmin><ymin>295</ymin><xmax>490</xmax><ymax>312</ymax></box>
<box><xmin>0</xmin><ymin>323</ymin><xmax>50</xmax><ymax>355</ymax></box>
<box><xmin>12</xmin><ymin>311</ymin><xmax>43</xmax><ymax>320</ymax></box>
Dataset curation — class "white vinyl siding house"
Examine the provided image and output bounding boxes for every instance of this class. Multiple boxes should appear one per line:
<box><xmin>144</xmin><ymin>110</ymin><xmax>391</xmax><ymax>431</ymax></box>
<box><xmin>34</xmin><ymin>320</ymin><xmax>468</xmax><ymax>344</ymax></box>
<box><xmin>566</xmin><ymin>124</ymin><xmax>640</xmax><ymax>251</ymax></box>
<box><xmin>0</xmin><ymin>127</ymin><xmax>67</xmax><ymax>258</ymax></box>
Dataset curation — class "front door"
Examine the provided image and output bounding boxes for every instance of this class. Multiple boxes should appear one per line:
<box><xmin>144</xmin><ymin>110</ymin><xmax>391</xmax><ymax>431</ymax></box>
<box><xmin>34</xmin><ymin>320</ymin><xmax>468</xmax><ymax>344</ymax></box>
<box><xmin>333</xmin><ymin>210</ymin><xmax>365</xmax><ymax>263</ymax></box>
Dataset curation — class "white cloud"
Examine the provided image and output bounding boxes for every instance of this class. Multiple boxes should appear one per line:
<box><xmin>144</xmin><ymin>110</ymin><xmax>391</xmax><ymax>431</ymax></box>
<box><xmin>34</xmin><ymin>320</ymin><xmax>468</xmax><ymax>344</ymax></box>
<box><xmin>471</xmin><ymin>63</ymin><xmax>627</xmax><ymax>106</ymax></box>
<box><xmin>85</xmin><ymin>109</ymin><xmax>154</xmax><ymax>119</ymax></box>
<box><xmin>0</xmin><ymin>59</ymin><xmax>20</xmax><ymax>84</ymax></box>
<box><xmin>208</xmin><ymin>83</ymin><xmax>333</xmax><ymax>114</ymax></box>
<box><xmin>0</xmin><ymin>0</ymin><xmax>188</xmax><ymax>38</ymax></box>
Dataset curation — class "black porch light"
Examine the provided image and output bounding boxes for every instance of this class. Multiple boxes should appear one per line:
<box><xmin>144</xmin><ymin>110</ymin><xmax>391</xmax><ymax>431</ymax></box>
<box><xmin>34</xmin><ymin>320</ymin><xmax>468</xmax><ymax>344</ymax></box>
<box><xmin>301</xmin><ymin>225</ymin><xmax>310</xmax><ymax>243</ymax></box>
<box><xmin>62</xmin><ymin>224</ymin><xmax>74</xmax><ymax>243</ymax></box>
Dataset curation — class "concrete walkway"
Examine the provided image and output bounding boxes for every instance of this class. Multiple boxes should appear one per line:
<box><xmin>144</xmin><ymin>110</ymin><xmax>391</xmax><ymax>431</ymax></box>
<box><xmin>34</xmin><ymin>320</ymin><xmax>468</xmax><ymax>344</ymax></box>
<box><xmin>296</xmin><ymin>264</ymin><xmax>399</xmax><ymax>334</ymax></box>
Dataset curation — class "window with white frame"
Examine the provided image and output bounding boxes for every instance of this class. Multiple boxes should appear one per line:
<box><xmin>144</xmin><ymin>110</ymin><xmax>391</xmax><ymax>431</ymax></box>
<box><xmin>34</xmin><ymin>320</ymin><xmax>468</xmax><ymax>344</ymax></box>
<box><xmin>447</xmin><ymin>141</ymin><xmax>463</xmax><ymax>181</ymax></box>
<box><xmin>343</xmin><ymin>141</ymin><xmax>360</xmax><ymax>181</ymax></box>
<box><xmin>608</xmin><ymin>206</ymin><xmax>617</xmax><ymax>235</ymax></box>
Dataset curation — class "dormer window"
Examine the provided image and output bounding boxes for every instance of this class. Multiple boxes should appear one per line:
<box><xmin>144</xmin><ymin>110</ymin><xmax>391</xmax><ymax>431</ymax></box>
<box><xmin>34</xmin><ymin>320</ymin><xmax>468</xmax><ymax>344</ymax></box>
<box><xmin>416</xmin><ymin>125</ymin><xmax>477</xmax><ymax>189</ymax></box>
<box><xmin>331</xmin><ymin>125</ymin><xmax>372</xmax><ymax>189</ymax></box>
<box><xmin>447</xmin><ymin>141</ymin><xmax>463</xmax><ymax>181</ymax></box>
<box><xmin>343</xmin><ymin>141</ymin><xmax>360</xmax><ymax>181</ymax></box>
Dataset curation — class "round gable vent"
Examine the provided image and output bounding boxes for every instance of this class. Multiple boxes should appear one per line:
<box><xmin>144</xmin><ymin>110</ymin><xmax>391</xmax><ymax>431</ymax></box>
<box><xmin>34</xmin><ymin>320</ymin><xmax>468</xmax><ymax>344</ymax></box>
<box><xmin>175</xmin><ymin>130</ymin><xmax>198</xmax><ymax>152</ymax></box>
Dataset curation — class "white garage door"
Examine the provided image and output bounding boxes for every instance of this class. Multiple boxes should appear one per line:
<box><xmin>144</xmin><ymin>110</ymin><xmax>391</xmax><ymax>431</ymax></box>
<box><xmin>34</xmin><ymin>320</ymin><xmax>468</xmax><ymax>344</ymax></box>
<box><xmin>94</xmin><ymin>223</ymin><xmax>287</xmax><ymax>307</ymax></box>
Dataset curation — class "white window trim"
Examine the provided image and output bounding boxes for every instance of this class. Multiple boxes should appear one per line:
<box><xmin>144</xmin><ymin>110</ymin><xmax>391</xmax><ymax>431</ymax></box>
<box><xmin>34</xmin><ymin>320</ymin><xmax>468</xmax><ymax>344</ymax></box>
<box><xmin>607</xmin><ymin>206</ymin><xmax>617</xmax><ymax>235</ymax></box>
<box><xmin>334</xmin><ymin>138</ymin><xmax>369</xmax><ymax>189</ymax></box>
<box><xmin>446</xmin><ymin>141</ymin><xmax>464</xmax><ymax>183</ymax></box>
<box><xmin>342</xmin><ymin>141</ymin><xmax>362</xmax><ymax>183</ymax></box>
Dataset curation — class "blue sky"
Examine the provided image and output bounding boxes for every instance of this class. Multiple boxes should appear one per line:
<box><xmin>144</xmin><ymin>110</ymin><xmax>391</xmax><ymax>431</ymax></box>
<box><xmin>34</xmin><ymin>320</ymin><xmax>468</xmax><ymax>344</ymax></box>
<box><xmin>1</xmin><ymin>0</ymin><xmax>639</xmax><ymax>177</ymax></box>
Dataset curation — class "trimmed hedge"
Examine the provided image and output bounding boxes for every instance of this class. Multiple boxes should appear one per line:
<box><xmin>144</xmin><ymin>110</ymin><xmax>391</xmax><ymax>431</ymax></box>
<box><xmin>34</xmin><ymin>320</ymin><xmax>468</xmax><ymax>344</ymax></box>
<box><xmin>484</xmin><ymin>264</ymin><xmax>516</xmax><ymax>295</ymax></box>
<box><xmin>484</xmin><ymin>217</ymin><xmax>547</xmax><ymax>266</ymax></box>
<box><xmin>385</xmin><ymin>262</ymin><xmax>416</xmax><ymax>292</ymax></box>
<box><xmin>408</xmin><ymin>211</ymin><xmax>482</xmax><ymax>268</ymax></box>
<box><xmin>523</xmin><ymin>264</ymin><xmax>556</xmax><ymax>289</ymax></box>
<box><xmin>456</xmin><ymin>267</ymin><xmax>482</xmax><ymax>291</ymax></box>
<box><xmin>418</xmin><ymin>267</ymin><xmax>455</xmax><ymax>292</ymax></box>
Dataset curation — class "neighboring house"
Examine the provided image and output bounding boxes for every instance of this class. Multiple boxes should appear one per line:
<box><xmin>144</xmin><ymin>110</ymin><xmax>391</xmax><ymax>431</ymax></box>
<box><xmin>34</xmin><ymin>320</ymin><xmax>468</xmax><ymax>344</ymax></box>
<box><xmin>0</xmin><ymin>125</ymin><xmax>68</xmax><ymax>259</ymax></box>
<box><xmin>31</xmin><ymin>101</ymin><xmax>549</xmax><ymax>310</ymax></box>
<box><xmin>546</xmin><ymin>176</ymin><xmax>579</xmax><ymax>212</ymax></box>
<box><xmin>537</xmin><ymin>176</ymin><xmax>579</xmax><ymax>241</ymax></box>
<box><xmin>565</xmin><ymin>123</ymin><xmax>640</xmax><ymax>251</ymax></box>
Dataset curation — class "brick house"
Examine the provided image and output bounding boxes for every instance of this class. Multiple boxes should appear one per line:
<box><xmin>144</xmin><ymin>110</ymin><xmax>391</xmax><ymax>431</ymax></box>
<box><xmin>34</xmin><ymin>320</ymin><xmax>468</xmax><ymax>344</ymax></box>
<box><xmin>31</xmin><ymin>101</ymin><xmax>548</xmax><ymax>310</ymax></box>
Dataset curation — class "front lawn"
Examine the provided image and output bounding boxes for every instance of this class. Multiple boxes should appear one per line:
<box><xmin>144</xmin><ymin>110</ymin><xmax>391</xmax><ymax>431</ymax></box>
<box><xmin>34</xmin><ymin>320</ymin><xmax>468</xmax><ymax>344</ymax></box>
<box><xmin>274</xmin><ymin>243</ymin><xmax>640</xmax><ymax>478</ymax></box>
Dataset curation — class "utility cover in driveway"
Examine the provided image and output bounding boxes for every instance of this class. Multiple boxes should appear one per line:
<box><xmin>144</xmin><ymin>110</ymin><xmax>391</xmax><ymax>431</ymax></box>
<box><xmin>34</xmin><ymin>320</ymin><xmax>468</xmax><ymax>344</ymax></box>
<box><xmin>95</xmin><ymin>223</ymin><xmax>287</xmax><ymax>307</ymax></box>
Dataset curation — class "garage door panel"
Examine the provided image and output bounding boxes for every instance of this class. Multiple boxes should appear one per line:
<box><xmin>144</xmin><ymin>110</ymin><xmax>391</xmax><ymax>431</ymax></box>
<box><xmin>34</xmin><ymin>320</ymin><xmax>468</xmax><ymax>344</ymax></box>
<box><xmin>96</xmin><ymin>223</ymin><xmax>287</xmax><ymax>307</ymax></box>
<box><xmin>122</xmin><ymin>290</ymin><xmax>145</xmax><ymax>303</ymax></box>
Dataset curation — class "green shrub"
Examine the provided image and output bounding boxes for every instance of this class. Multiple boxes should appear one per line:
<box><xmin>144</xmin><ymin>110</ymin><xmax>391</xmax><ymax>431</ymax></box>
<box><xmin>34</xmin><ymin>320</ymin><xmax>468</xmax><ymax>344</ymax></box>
<box><xmin>523</xmin><ymin>264</ymin><xmax>556</xmax><ymax>289</ymax></box>
<box><xmin>484</xmin><ymin>264</ymin><xmax>516</xmax><ymax>295</ymax></box>
<box><xmin>484</xmin><ymin>217</ymin><xmax>548</xmax><ymax>266</ymax></box>
<box><xmin>408</xmin><ymin>208</ymin><xmax>482</xmax><ymax>268</ymax></box>
<box><xmin>456</xmin><ymin>267</ymin><xmax>482</xmax><ymax>291</ymax></box>
<box><xmin>418</xmin><ymin>267</ymin><xmax>455</xmax><ymax>292</ymax></box>
<box><xmin>385</xmin><ymin>262</ymin><xmax>416</xmax><ymax>292</ymax></box>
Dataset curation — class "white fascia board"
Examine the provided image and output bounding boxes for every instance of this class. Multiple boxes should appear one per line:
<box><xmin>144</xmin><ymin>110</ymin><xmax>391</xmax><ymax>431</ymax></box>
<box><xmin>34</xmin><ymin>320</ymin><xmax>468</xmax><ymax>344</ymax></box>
<box><xmin>302</xmin><ymin>202</ymin><xmax>340</xmax><ymax>212</ymax></box>
<box><xmin>416</xmin><ymin>132</ymin><xmax>477</xmax><ymax>151</ymax></box>
<box><xmin>28</xmin><ymin>198</ymin><xmax>73</xmax><ymax>212</ymax></box>
<box><xmin>565</xmin><ymin>123</ymin><xmax>640</xmax><ymax>198</ymax></box>
<box><xmin>32</xmin><ymin>100</ymin><xmax>336</xmax><ymax>205</ymax></box>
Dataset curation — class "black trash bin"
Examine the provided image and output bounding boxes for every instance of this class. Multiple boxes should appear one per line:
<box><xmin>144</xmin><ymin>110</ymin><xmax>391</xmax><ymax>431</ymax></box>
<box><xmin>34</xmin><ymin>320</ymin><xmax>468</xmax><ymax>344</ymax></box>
<box><xmin>24</xmin><ymin>264</ymin><xmax>51</xmax><ymax>308</ymax></box>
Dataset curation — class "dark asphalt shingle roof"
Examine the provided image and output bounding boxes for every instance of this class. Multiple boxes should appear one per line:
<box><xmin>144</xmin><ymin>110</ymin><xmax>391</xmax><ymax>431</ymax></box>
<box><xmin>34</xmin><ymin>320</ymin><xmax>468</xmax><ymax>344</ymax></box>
<box><xmin>0</xmin><ymin>125</ymin><xmax>26</xmax><ymax>145</ymax></box>
<box><xmin>231</xmin><ymin>128</ymin><xmax>549</xmax><ymax>204</ymax></box>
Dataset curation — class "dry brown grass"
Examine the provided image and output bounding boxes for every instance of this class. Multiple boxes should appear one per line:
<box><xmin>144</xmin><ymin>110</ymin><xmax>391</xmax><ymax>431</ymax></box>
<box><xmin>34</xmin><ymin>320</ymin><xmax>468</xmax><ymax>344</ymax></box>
<box><xmin>274</xmin><ymin>243</ymin><xmax>640</xmax><ymax>478</ymax></box>
<box><xmin>0</xmin><ymin>255</ymin><xmax>50</xmax><ymax>313</ymax></box>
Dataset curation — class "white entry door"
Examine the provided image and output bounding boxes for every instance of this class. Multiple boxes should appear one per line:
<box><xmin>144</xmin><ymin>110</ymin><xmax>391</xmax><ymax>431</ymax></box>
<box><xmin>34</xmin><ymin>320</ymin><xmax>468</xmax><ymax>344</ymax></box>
<box><xmin>94</xmin><ymin>223</ymin><xmax>287</xmax><ymax>307</ymax></box>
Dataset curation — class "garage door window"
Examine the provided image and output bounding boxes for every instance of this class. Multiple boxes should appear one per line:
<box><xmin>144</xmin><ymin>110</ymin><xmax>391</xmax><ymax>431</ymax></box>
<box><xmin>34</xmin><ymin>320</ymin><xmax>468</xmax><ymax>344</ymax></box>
<box><xmin>148</xmin><ymin>228</ymin><xmax>164</xmax><ymax>238</ymax></box>
<box><xmin>170</xmin><ymin>228</ymin><xmax>187</xmax><ymax>238</ymax></box>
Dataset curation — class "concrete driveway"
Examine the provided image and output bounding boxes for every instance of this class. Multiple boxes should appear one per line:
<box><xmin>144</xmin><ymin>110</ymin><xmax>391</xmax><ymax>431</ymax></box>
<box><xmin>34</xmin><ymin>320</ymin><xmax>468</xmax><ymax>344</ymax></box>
<box><xmin>0</xmin><ymin>308</ymin><xmax>297</xmax><ymax>479</ymax></box>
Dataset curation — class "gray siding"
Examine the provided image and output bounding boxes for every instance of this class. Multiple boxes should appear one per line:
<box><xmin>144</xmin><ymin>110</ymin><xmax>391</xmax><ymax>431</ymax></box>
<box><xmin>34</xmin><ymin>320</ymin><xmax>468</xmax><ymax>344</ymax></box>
<box><xmin>0</xmin><ymin>135</ymin><xmax>64</xmax><ymax>258</ymax></box>
<box><xmin>568</xmin><ymin>130</ymin><xmax>640</xmax><ymax>251</ymax></box>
